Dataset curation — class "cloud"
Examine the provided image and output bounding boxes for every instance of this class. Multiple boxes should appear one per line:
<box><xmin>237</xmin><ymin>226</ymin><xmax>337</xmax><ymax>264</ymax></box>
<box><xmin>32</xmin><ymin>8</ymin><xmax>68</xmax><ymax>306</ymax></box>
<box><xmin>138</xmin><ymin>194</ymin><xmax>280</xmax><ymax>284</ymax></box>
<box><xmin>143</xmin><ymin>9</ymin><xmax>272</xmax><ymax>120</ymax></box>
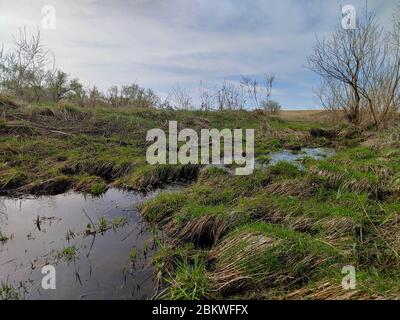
<box><xmin>0</xmin><ymin>0</ymin><xmax>398</xmax><ymax>109</ymax></box>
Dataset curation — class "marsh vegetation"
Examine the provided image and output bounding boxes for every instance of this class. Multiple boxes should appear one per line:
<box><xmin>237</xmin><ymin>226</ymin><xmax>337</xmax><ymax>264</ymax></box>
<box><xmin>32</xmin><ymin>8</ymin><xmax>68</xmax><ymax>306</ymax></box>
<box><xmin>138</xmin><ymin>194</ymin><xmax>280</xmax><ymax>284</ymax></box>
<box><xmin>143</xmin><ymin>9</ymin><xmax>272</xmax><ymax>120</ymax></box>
<box><xmin>1</xmin><ymin>4</ymin><xmax>400</xmax><ymax>301</ymax></box>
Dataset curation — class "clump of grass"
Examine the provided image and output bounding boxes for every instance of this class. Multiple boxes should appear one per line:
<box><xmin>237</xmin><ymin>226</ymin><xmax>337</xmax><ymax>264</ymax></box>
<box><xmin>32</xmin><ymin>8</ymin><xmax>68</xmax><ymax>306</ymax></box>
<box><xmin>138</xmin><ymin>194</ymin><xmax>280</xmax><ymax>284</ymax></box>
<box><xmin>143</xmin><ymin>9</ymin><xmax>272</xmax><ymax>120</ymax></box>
<box><xmin>167</xmin><ymin>203</ymin><xmax>250</xmax><ymax>247</ymax></box>
<box><xmin>208</xmin><ymin>222</ymin><xmax>342</xmax><ymax>295</ymax></box>
<box><xmin>162</xmin><ymin>256</ymin><xmax>211</xmax><ymax>300</ymax></box>
<box><xmin>74</xmin><ymin>175</ymin><xmax>107</xmax><ymax>195</ymax></box>
<box><xmin>57</xmin><ymin>246</ymin><xmax>77</xmax><ymax>262</ymax></box>
<box><xmin>90</xmin><ymin>182</ymin><xmax>107</xmax><ymax>196</ymax></box>
<box><xmin>269</xmin><ymin>161</ymin><xmax>302</xmax><ymax>179</ymax></box>
<box><xmin>118</xmin><ymin>164</ymin><xmax>200</xmax><ymax>191</ymax></box>
<box><xmin>0</xmin><ymin>281</ymin><xmax>22</xmax><ymax>300</ymax></box>
<box><xmin>0</xmin><ymin>168</ymin><xmax>27</xmax><ymax>190</ymax></box>
<box><xmin>0</xmin><ymin>229</ymin><xmax>9</xmax><ymax>242</ymax></box>
<box><xmin>97</xmin><ymin>216</ymin><xmax>109</xmax><ymax>233</ymax></box>
<box><xmin>111</xmin><ymin>216</ymin><xmax>128</xmax><ymax>229</ymax></box>
<box><xmin>139</xmin><ymin>191</ymin><xmax>188</xmax><ymax>223</ymax></box>
<box><xmin>198</xmin><ymin>166</ymin><xmax>229</xmax><ymax>181</ymax></box>
<box><xmin>153</xmin><ymin>243</ymin><xmax>196</xmax><ymax>277</ymax></box>
<box><xmin>256</xmin><ymin>155</ymin><xmax>272</xmax><ymax>165</ymax></box>
<box><xmin>129</xmin><ymin>248</ymin><xmax>137</xmax><ymax>265</ymax></box>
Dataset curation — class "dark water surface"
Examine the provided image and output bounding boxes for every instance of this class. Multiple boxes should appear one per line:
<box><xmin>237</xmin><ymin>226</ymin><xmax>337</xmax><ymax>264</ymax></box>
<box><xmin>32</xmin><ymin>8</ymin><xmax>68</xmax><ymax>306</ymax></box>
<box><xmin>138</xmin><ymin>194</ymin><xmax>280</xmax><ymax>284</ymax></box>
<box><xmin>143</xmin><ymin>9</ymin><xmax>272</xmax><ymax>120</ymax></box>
<box><xmin>0</xmin><ymin>186</ymin><xmax>182</xmax><ymax>300</ymax></box>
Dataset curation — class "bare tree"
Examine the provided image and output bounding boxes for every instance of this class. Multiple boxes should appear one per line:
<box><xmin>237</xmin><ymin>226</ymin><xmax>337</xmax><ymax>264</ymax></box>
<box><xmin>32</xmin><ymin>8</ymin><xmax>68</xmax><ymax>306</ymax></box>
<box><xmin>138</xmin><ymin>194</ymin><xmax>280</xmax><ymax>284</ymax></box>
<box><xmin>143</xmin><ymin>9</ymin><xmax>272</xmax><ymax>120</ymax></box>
<box><xmin>308</xmin><ymin>7</ymin><xmax>400</xmax><ymax>127</ymax></box>
<box><xmin>168</xmin><ymin>84</ymin><xmax>193</xmax><ymax>110</ymax></box>
<box><xmin>264</xmin><ymin>73</ymin><xmax>275</xmax><ymax>105</ymax></box>
<box><xmin>1</xmin><ymin>28</ymin><xmax>50</xmax><ymax>101</ymax></box>
<box><xmin>87</xmin><ymin>85</ymin><xmax>104</xmax><ymax>108</ymax></box>
<box><xmin>198</xmin><ymin>81</ymin><xmax>215</xmax><ymax>110</ymax></box>
<box><xmin>215</xmin><ymin>81</ymin><xmax>246</xmax><ymax>110</ymax></box>
<box><xmin>107</xmin><ymin>85</ymin><xmax>120</xmax><ymax>108</ymax></box>
<box><xmin>241</xmin><ymin>76</ymin><xmax>260</xmax><ymax>109</ymax></box>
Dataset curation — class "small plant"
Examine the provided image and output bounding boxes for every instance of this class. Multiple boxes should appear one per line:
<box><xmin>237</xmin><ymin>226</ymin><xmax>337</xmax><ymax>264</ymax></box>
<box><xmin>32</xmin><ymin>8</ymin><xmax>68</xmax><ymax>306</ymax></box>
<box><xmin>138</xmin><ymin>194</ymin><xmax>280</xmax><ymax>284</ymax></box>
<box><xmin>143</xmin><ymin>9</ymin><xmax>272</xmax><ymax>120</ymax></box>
<box><xmin>129</xmin><ymin>248</ymin><xmax>137</xmax><ymax>266</ymax></box>
<box><xmin>111</xmin><ymin>216</ymin><xmax>128</xmax><ymax>230</ymax></box>
<box><xmin>58</xmin><ymin>246</ymin><xmax>77</xmax><ymax>262</ymax></box>
<box><xmin>97</xmin><ymin>216</ymin><xmax>109</xmax><ymax>233</ymax></box>
<box><xmin>164</xmin><ymin>257</ymin><xmax>210</xmax><ymax>300</ymax></box>
<box><xmin>256</xmin><ymin>155</ymin><xmax>272</xmax><ymax>165</ymax></box>
<box><xmin>143</xmin><ymin>242</ymin><xmax>149</xmax><ymax>258</ymax></box>
<box><xmin>0</xmin><ymin>229</ymin><xmax>9</xmax><ymax>242</ymax></box>
<box><xmin>90</xmin><ymin>182</ymin><xmax>107</xmax><ymax>196</ymax></box>
<box><xmin>0</xmin><ymin>281</ymin><xmax>22</xmax><ymax>300</ymax></box>
<box><xmin>65</xmin><ymin>229</ymin><xmax>76</xmax><ymax>242</ymax></box>
<box><xmin>85</xmin><ymin>223</ymin><xmax>93</xmax><ymax>236</ymax></box>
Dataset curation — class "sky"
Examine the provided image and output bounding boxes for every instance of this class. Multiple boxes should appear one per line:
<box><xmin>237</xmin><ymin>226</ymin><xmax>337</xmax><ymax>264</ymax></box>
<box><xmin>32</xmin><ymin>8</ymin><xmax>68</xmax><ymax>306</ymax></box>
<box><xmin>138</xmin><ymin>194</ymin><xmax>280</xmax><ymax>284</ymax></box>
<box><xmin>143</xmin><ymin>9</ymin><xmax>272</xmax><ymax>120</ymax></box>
<box><xmin>0</xmin><ymin>0</ymin><xmax>398</xmax><ymax>109</ymax></box>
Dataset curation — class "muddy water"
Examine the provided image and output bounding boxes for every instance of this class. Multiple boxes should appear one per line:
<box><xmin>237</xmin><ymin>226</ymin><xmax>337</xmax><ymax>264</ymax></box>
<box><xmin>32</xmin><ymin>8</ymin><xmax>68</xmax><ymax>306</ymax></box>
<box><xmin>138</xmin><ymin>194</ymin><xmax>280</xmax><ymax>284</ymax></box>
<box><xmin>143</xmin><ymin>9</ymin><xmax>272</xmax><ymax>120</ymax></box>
<box><xmin>0</xmin><ymin>186</ymin><xmax>183</xmax><ymax>300</ymax></box>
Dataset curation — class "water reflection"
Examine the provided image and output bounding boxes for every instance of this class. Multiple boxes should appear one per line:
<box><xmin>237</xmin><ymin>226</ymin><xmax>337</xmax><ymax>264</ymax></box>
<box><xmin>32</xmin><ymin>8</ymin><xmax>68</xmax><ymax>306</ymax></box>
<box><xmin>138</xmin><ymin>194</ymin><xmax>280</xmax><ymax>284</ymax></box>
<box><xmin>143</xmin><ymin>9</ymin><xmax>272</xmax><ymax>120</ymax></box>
<box><xmin>0</xmin><ymin>185</ymin><xmax>183</xmax><ymax>300</ymax></box>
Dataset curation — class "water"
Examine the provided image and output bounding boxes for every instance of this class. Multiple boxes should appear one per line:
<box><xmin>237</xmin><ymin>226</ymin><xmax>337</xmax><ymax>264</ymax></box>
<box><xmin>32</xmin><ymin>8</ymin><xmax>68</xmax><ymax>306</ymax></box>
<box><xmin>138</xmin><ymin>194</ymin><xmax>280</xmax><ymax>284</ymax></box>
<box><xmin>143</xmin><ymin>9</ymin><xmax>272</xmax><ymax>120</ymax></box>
<box><xmin>211</xmin><ymin>147</ymin><xmax>336</xmax><ymax>173</ymax></box>
<box><xmin>268</xmin><ymin>147</ymin><xmax>336</xmax><ymax>167</ymax></box>
<box><xmin>0</xmin><ymin>186</ymin><xmax>183</xmax><ymax>300</ymax></box>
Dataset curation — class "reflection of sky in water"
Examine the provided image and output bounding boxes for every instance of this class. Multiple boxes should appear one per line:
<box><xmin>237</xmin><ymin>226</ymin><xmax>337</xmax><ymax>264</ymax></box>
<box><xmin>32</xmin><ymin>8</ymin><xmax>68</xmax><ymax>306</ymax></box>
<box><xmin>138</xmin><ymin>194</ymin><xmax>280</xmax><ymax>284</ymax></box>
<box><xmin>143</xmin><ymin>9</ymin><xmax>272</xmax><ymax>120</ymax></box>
<box><xmin>0</xmin><ymin>186</ymin><xmax>183</xmax><ymax>300</ymax></box>
<box><xmin>269</xmin><ymin>148</ymin><xmax>336</xmax><ymax>166</ymax></box>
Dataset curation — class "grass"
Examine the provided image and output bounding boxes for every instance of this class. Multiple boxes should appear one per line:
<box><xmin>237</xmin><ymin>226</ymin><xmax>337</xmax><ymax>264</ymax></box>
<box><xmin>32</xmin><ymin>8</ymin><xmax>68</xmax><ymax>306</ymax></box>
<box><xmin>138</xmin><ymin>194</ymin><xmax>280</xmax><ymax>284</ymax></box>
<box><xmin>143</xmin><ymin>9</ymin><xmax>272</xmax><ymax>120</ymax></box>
<box><xmin>57</xmin><ymin>246</ymin><xmax>78</xmax><ymax>262</ymax></box>
<box><xmin>0</xmin><ymin>101</ymin><xmax>331</xmax><ymax>196</ymax></box>
<box><xmin>0</xmin><ymin>281</ymin><xmax>22</xmax><ymax>300</ymax></box>
<box><xmin>129</xmin><ymin>248</ymin><xmax>137</xmax><ymax>265</ymax></box>
<box><xmin>2</xmin><ymin>96</ymin><xmax>400</xmax><ymax>300</ymax></box>
<box><xmin>162</xmin><ymin>256</ymin><xmax>211</xmax><ymax>300</ymax></box>
<box><xmin>0</xmin><ymin>229</ymin><xmax>9</xmax><ymax>242</ymax></box>
<box><xmin>141</xmin><ymin>121</ymin><xmax>400</xmax><ymax>299</ymax></box>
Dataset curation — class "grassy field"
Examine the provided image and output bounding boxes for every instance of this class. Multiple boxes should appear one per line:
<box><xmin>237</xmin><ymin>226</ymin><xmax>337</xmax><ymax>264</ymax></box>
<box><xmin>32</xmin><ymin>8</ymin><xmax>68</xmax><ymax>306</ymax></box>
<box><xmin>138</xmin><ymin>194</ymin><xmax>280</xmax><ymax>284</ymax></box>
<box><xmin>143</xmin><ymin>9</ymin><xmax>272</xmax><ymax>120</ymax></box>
<box><xmin>1</xmin><ymin>95</ymin><xmax>400</xmax><ymax>300</ymax></box>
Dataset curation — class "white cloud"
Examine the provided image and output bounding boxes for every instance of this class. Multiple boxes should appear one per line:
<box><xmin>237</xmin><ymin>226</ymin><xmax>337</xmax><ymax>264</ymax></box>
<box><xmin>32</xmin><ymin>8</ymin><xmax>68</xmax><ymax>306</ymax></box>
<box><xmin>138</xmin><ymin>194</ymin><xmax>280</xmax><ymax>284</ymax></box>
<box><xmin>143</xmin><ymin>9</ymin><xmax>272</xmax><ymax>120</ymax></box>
<box><xmin>0</xmin><ymin>0</ymin><xmax>398</xmax><ymax>109</ymax></box>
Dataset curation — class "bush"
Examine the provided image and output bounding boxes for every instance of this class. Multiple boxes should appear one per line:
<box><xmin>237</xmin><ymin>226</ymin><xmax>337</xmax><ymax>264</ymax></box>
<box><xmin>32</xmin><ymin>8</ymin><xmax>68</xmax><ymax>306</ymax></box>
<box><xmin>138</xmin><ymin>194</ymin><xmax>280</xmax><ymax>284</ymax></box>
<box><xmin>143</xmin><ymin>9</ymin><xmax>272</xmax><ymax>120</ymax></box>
<box><xmin>262</xmin><ymin>100</ymin><xmax>281</xmax><ymax>114</ymax></box>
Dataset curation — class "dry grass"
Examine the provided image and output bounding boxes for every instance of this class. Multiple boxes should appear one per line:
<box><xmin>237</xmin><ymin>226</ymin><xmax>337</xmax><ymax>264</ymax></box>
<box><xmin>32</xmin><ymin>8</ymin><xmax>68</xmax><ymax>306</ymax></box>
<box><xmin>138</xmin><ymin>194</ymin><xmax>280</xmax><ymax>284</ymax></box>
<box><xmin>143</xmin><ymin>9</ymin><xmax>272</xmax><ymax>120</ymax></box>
<box><xmin>278</xmin><ymin>110</ymin><xmax>342</xmax><ymax>123</ymax></box>
<box><xmin>281</xmin><ymin>282</ymin><xmax>381</xmax><ymax>300</ymax></box>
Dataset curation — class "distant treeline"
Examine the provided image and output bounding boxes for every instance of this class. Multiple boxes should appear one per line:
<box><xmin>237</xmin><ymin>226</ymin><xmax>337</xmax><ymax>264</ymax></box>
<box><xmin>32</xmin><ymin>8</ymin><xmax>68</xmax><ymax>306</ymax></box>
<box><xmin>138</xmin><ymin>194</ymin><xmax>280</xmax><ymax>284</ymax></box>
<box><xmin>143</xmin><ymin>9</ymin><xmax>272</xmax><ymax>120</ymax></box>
<box><xmin>0</xmin><ymin>28</ymin><xmax>281</xmax><ymax>113</ymax></box>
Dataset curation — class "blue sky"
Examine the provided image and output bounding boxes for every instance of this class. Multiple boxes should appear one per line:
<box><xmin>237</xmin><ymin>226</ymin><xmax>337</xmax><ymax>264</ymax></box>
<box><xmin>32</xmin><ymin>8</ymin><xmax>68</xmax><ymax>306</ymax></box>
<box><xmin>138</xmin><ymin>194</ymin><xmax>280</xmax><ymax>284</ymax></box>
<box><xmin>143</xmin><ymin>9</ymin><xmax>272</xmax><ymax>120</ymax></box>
<box><xmin>0</xmin><ymin>0</ymin><xmax>398</xmax><ymax>109</ymax></box>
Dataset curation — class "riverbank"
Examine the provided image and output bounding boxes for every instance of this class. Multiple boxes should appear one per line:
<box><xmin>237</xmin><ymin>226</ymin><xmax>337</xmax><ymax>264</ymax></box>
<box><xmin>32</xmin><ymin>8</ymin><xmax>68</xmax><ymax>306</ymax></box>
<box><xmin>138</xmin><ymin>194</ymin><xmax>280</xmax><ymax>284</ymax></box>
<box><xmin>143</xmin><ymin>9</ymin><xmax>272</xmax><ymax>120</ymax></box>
<box><xmin>1</xmin><ymin>96</ymin><xmax>399</xmax><ymax>300</ymax></box>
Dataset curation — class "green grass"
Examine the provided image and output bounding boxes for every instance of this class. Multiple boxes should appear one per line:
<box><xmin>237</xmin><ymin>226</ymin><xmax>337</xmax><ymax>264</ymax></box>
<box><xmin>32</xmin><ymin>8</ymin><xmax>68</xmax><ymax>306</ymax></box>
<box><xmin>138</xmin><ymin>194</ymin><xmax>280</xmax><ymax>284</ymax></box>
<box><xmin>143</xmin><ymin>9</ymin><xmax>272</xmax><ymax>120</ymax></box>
<box><xmin>140</xmin><ymin>124</ymin><xmax>400</xmax><ymax>299</ymax></box>
<box><xmin>57</xmin><ymin>246</ymin><xmax>77</xmax><ymax>262</ymax></box>
<box><xmin>0</xmin><ymin>281</ymin><xmax>22</xmax><ymax>300</ymax></box>
<box><xmin>3</xmin><ymin>96</ymin><xmax>400</xmax><ymax>299</ymax></box>
<box><xmin>163</xmin><ymin>256</ymin><xmax>211</xmax><ymax>300</ymax></box>
<box><xmin>129</xmin><ymin>248</ymin><xmax>137</xmax><ymax>265</ymax></box>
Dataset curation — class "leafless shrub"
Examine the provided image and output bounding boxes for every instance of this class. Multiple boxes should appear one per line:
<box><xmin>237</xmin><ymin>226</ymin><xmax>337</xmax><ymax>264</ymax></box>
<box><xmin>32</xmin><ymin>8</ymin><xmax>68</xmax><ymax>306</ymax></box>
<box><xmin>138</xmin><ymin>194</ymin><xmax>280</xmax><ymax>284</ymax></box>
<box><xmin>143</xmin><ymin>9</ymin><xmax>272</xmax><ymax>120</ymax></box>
<box><xmin>308</xmin><ymin>6</ymin><xmax>400</xmax><ymax>127</ymax></box>
<box><xmin>216</xmin><ymin>81</ymin><xmax>245</xmax><ymax>110</ymax></box>
<box><xmin>1</xmin><ymin>28</ymin><xmax>51</xmax><ymax>102</ymax></box>
<box><xmin>87</xmin><ymin>85</ymin><xmax>104</xmax><ymax>108</ymax></box>
<box><xmin>240</xmin><ymin>73</ymin><xmax>279</xmax><ymax>111</ymax></box>
<box><xmin>198</xmin><ymin>81</ymin><xmax>216</xmax><ymax>110</ymax></box>
<box><xmin>167</xmin><ymin>84</ymin><xmax>193</xmax><ymax>110</ymax></box>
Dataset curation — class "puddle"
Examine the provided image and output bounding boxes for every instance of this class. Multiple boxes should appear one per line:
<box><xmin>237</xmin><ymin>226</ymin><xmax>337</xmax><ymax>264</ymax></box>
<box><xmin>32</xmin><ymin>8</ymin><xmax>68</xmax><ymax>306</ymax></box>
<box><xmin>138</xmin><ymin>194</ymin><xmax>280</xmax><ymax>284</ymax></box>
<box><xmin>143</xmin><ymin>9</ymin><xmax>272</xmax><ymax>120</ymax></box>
<box><xmin>210</xmin><ymin>147</ymin><xmax>336</xmax><ymax>173</ymax></box>
<box><xmin>0</xmin><ymin>185</ymin><xmax>184</xmax><ymax>300</ymax></box>
<box><xmin>268</xmin><ymin>147</ymin><xmax>336</xmax><ymax>166</ymax></box>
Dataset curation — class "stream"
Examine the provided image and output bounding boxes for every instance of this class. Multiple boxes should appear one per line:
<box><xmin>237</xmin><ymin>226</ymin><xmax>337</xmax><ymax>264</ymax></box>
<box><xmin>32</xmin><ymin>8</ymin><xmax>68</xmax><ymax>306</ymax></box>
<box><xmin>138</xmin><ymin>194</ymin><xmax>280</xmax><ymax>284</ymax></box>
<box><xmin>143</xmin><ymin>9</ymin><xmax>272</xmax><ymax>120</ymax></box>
<box><xmin>0</xmin><ymin>147</ymin><xmax>335</xmax><ymax>300</ymax></box>
<box><xmin>0</xmin><ymin>185</ymin><xmax>183</xmax><ymax>300</ymax></box>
